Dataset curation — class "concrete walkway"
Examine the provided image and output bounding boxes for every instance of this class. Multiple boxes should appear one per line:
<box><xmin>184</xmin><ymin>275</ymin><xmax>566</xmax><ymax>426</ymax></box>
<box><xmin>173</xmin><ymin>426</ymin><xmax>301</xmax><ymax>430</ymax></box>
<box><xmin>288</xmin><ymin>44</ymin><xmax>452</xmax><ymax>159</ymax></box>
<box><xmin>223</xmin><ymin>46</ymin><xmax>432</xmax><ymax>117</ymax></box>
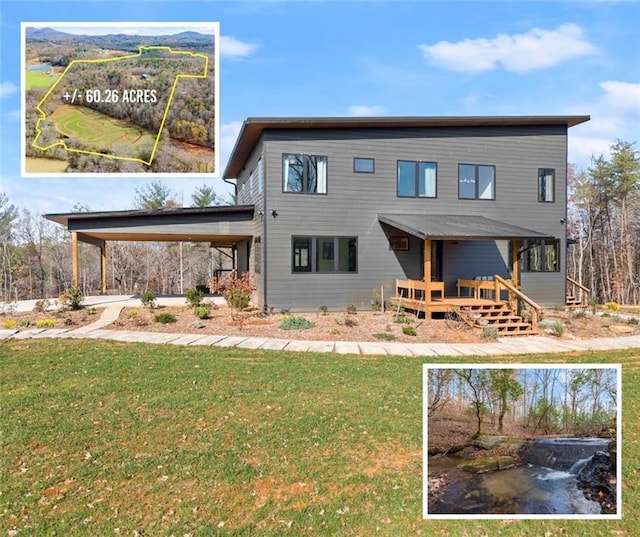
<box><xmin>2</xmin><ymin>303</ymin><xmax>640</xmax><ymax>357</ymax></box>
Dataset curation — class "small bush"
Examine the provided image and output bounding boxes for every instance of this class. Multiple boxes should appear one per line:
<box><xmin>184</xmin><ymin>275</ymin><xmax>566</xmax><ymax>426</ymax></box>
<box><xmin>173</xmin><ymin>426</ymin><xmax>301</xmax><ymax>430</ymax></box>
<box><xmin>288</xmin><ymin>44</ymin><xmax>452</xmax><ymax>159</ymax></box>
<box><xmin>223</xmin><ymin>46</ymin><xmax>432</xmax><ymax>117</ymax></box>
<box><xmin>482</xmin><ymin>326</ymin><xmax>500</xmax><ymax>340</ymax></box>
<box><xmin>605</xmin><ymin>301</ymin><xmax>620</xmax><ymax>311</ymax></box>
<box><xmin>343</xmin><ymin>316</ymin><xmax>358</xmax><ymax>327</ymax></box>
<box><xmin>628</xmin><ymin>317</ymin><xmax>639</xmax><ymax>325</ymax></box>
<box><xmin>373</xmin><ymin>332</ymin><xmax>395</xmax><ymax>341</ymax></box>
<box><xmin>346</xmin><ymin>304</ymin><xmax>357</xmax><ymax>315</ymax></box>
<box><xmin>2</xmin><ymin>319</ymin><xmax>18</xmax><ymax>329</ymax></box>
<box><xmin>279</xmin><ymin>315</ymin><xmax>315</xmax><ymax>330</ymax></box>
<box><xmin>212</xmin><ymin>271</ymin><xmax>255</xmax><ymax>311</ymax></box>
<box><xmin>154</xmin><ymin>313</ymin><xmax>177</xmax><ymax>324</ymax></box>
<box><xmin>127</xmin><ymin>309</ymin><xmax>139</xmax><ymax>319</ymax></box>
<box><xmin>140</xmin><ymin>291</ymin><xmax>157</xmax><ymax>309</ymax></box>
<box><xmin>86</xmin><ymin>307</ymin><xmax>97</xmax><ymax>315</ymax></box>
<box><xmin>33</xmin><ymin>299</ymin><xmax>51</xmax><ymax>313</ymax></box>
<box><xmin>319</xmin><ymin>305</ymin><xmax>328</xmax><ymax>315</ymax></box>
<box><xmin>393</xmin><ymin>313</ymin><xmax>411</xmax><ymax>324</ymax></box>
<box><xmin>36</xmin><ymin>319</ymin><xmax>56</xmax><ymax>328</ymax></box>
<box><xmin>370</xmin><ymin>300</ymin><xmax>382</xmax><ymax>312</ymax></box>
<box><xmin>18</xmin><ymin>320</ymin><xmax>34</xmax><ymax>327</ymax></box>
<box><xmin>185</xmin><ymin>287</ymin><xmax>205</xmax><ymax>309</ymax></box>
<box><xmin>402</xmin><ymin>325</ymin><xmax>417</xmax><ymax>336</ymax></box>
<box><xmin>193</xmin><ymin>305</ymin><xmax>211</xmax><ymax>320</ymax></box>
<box><xmin>59</xmin><ymin>285</ymin><xmax>84</xmax><ymax>310</ymax></box>
<box><xmin>549</xmin><ymin>320</ymin><xmax>565</xmax><ymax>337</ymax></box>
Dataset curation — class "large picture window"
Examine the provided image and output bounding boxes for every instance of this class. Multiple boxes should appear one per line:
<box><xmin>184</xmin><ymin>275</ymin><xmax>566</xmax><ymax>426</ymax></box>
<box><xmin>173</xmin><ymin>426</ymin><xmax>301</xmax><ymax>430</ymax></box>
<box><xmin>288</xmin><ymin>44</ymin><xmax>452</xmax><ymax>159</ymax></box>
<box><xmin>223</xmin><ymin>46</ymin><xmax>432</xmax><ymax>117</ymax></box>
<box><xmin>458</xmin><ymin>164</ymin><xmax>495</xmax><ymax>200</ymax></box>
<box><xmin>538</xmin><ymin>168</ymin><xmax>555</xmax><ymax>202</ymax></box>
<box><xmin>283</xmin><ymin>154</ymin><xmax>328</xmax><ymax>194</ymax></box>
<box><xmin>521</xmin><ymin>239</ymin><xmax>560</xmax><ymax>272</ymax></box>
<box><xmin>292</xmin><ymin>236</ymin><xmax>357</xmax><ymax>273</ymax></box>
<box><xmin>397</xmin><ymin>160</ymin><xmax>437</xmax><ymax>198</ymax></box>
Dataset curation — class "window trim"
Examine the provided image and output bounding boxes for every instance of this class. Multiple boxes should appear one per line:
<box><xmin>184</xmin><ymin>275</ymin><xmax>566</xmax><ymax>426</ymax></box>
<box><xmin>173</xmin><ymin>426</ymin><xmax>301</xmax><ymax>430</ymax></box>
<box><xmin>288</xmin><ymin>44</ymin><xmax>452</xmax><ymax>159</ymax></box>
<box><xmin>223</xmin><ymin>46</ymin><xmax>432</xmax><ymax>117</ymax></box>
<box><xmin>396</xmin><ymin>159</ymin><xmax>438</xmax><ymax>198</ymax></box>
<box><xmin>282</xmin><ymin>153</ymin><xmax>328</xmax><ymax>195</ymax></box>
<box><xmin>458</xmin><ymin>163</ymin><xmax>496</xmax><ymax>200</ymax></box>
<box><xmin>538</xmin><ymin>168</ymin><xmax>555</xmax><ymax>203</ymax></box>
<box><xmin>291</xmin><ymin>235</ymin><xmax>358</xmax><ymax>274</ymax></box>
<box><xmin>353</xmin><ymin>157</ymin><xmax>375</xmax><ymax>174</ymax></box>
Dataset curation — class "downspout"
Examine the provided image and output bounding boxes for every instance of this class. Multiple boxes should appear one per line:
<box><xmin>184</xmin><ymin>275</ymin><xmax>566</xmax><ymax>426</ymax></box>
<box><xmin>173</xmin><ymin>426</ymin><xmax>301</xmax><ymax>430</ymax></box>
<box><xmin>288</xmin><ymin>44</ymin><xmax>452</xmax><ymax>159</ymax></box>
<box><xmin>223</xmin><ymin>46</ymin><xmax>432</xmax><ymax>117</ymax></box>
<box><xmin>223</xmin><ymin>177</ymin><xmax>237</xmax><ymax>204</ymax></box>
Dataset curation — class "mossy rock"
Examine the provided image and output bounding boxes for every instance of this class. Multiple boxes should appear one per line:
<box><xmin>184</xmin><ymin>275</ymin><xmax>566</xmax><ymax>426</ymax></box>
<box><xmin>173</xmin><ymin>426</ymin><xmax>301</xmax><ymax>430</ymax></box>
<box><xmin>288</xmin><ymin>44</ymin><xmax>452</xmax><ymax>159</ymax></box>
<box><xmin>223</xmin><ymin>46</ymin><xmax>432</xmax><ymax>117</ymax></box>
<box><xmin>458</xmin><ymin>455</ymin><xmax>517</xmax><ymax>473</ymax></box>
<box><xmin>472</xmin><ymin>434</ymin><xmax>524</xmax><ymax>451</ymax></box>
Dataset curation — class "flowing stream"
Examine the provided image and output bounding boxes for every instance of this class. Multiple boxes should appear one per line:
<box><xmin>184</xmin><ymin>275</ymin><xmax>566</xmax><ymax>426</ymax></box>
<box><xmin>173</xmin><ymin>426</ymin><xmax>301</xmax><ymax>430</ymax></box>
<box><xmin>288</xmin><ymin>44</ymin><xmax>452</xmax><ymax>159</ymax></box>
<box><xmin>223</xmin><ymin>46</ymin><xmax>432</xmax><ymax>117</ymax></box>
<box><xmin>428</xmin><ymin>438</ymin><xmax>609</xmax><ymax>515</ymax></box>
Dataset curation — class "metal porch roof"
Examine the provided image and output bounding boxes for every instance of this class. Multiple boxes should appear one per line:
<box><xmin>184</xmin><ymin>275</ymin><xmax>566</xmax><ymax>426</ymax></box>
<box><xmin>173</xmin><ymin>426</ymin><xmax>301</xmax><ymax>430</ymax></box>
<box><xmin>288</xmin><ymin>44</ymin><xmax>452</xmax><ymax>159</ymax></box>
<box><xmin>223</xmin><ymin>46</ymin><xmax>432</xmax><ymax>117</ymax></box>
<box><xmin>378</xmin><ymin>214</ymin><xmax>553</xmax><ymax>241</ymax></box>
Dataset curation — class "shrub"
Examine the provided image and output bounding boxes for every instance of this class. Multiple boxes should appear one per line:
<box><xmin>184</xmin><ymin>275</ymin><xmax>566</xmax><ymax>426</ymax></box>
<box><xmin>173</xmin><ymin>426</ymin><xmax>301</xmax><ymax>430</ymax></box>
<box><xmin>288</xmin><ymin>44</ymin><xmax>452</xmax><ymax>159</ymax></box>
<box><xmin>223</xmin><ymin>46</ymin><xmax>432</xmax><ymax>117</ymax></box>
<box><xmin>605</xmin><ymin>301</ymin><xmax>620</xmax><ymax>311</ymax></box>
<box><xmin>402</xmin><ymin>325</ymin><xmax>417</xmax><ymax>336</ymax></box>
<box><xmin>33</xmin><ymin>298</ymin><xmax>51</xmax><ymax>313</ymax></box>
<box><xmin>628</xmin><ymin>317</ymin><xmax>639</xmax><ymax>325</ymax></box>
<box><xmin>212</xmin><ymin>271</ymin><xmax>256</xmax><ymax>311</ymax></box>
<box><xmin>59</xmin><ymin>285</ymin><xmax>84</xmax><ymax>310</ymax></box>
<box><xmin>127</xmin><ymin>309</ymin><xmax>139</xmax><ymax>319</ymax></box>
<box><xmin>373</xmin><ymin>332</ymin><xmax>395</xmax><ymax>341</ymax></box>
<box><xmin>279</xmin><ymin>315</ymin><xmax>315</xmax><ymax>330</ymax></box>
<box><xmin>319</xmin><ymin>305</ymin><xmax>328</xmax><ymax>315</ymax></box>
<box><xmin>343</xmin><ymin>316</ymin><xmax>358</xmax><ymax>327</ymax></box>
<box><xmin>193</xmin><ymin>305</ymin><xmax>211</xmax><ymax>320</ymax></box>
<box><xmin>393</xmin><ymin>313</ymin><xmax>411</xmax><ymax>324</ymax></box>
<box><xmin>346</xmin><ymin>304</ymin><xmax>357</xmax><ymax>315</ymax></box>
<box><xmin>482</xmin><ymin>326</ymin><xmax>500</xmax><ymax>340</ymax></box>
<box><xmin>140</xmin><ymin>291</ymin><xmax>157</xmax><ymax>309</ymax></box>
<box><xmin>185</xmin><ymin>287</ymin><xmax>205</xmax><ymax>309</ymax></box>
<box><xmin>2</xmin><ymin>319</ymin><xmax>17</xmax><ymax>329</ymax></box>
<box><xmin>36</xmin><ymin>319</ymin><xmax>56</xmax><ymax>328</ymax></box>
<box><xmin>86</xmin><ymin>307</ymin><xmax>97</xmax><ymax>315</ymax></box>
<box><xmin>549</xmin><ymin>320</ymin><xmax>565</xmax><ymax>337</ymax></box>
<box><xmin>154</xmin><ymin>313</ymin><xmax>177</xmax><ymax>324</ymax></box>
<box><xmin>18</xmin><ymin>320</ymin><xmax>34</xmax><ymax>327</ymax></box>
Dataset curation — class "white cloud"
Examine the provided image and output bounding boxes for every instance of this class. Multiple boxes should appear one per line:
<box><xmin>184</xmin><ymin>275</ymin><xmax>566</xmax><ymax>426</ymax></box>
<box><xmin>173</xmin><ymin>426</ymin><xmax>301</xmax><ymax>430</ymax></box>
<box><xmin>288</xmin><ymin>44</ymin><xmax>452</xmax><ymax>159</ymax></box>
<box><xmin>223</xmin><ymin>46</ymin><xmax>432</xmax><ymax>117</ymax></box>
<box><xmin>0</xmin><ymin>82</ymin><xmax>19</xmax><ymax>99</ymax></box>
<box><xmin>600</xmin><ymin>81</ymin><xmax>640</xmax><ymax>115</ymax></box>
<box><xmin>347</xmin><ymin>105</ymin><xmax>387</xmax><ymax>116</ymax></box>
<box><xmin>569</xmin><ymin>135</ymin><xmax>613</xmax><ymax>167</ymax></box>
<box><xmin>420</xmin><ymin>23</ymin><xmax>598</xmax><ymax>73</ymax></box>
<box><xmin>220</xmin><ymin>36</ymin><xmax>260</xmax><ymax>58</ymax></box>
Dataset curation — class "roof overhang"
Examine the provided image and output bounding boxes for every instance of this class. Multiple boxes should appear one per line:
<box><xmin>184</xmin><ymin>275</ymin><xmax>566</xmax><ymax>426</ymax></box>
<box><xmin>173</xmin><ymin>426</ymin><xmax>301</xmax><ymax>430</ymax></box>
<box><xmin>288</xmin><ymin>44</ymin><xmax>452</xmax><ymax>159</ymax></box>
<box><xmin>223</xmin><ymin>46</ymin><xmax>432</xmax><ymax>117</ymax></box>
<box><xmin>378</xmin><ymin>214</ymin><xmax>553</xmax><ymax>241</ymax></box>
<box><xmin>45</xmin><ymin>205</ymin><xmax>256</xmax><ymax>245</ymax></box>
<box><xmin>223</xmin><ymin>115</ymin><xmax>590</xmax><ymax>179</ymax></box>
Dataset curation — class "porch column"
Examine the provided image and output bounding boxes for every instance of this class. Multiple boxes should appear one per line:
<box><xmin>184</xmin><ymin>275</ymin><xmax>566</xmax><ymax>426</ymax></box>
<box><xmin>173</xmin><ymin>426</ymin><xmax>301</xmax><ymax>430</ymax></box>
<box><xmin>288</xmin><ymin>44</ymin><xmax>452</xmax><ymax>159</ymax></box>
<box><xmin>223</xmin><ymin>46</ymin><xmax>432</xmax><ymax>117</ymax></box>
<box><xmin>424</xmin><ymin>238</ymin><xmax>432</xmax><ymax>299</ymax></box>
<box><xmin>511</xmin><ymin>239</ymin><xmax>520</xmax><ymax>287</ymax></box>
<box><xmin>71</xmin><ymin>232</ymin><xmax>79</xmax><ymax>287</ymax></box>
<box><xmin>100</xmin><ymin>243</ymin><xmax>107</xmax><ymax>294</ymax></box>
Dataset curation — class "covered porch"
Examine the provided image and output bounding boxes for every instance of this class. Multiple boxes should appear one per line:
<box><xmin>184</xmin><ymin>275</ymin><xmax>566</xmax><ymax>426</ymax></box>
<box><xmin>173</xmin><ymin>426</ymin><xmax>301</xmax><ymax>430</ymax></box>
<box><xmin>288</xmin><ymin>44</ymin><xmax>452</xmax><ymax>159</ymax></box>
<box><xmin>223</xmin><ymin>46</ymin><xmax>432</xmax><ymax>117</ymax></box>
<box><xmin>379</xmin><ymin>214</ymin><xmax>552</xmax><ymax>334</ymax></box>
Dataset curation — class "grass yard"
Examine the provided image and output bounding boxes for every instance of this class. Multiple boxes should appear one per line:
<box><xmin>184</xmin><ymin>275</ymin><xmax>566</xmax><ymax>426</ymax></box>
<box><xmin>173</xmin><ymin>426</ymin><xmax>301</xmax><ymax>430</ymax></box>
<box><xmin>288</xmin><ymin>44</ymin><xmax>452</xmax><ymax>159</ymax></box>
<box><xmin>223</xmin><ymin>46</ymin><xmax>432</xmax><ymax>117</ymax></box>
<box><xmin>49</xmin><ymin>105</ymin><xmax>157</xmax><ymax>155</ymax></box>
<box><xmin>26</xmin><ymin>70</ymin><xmax>59</xmax><ymax>90</ymax></box>
<box><xmin>1</xmin><ymin>340</ymin><xmax>639</xmax><ymax>536</ymax></box>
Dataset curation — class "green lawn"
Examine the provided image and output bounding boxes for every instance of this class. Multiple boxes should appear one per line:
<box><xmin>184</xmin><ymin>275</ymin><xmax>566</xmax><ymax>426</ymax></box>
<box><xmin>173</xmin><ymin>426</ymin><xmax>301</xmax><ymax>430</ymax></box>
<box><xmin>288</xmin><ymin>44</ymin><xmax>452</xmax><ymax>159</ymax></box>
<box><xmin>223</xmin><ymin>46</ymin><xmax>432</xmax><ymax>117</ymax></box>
<box><xmin>26</xmin><ymin>70</ymin><xmax>59</xmax><ymax>90</ymax></box>
<box><xmin>1</xmin><ymin>339</ymin><xmax>638</xmax><ymax>536</ymax></box>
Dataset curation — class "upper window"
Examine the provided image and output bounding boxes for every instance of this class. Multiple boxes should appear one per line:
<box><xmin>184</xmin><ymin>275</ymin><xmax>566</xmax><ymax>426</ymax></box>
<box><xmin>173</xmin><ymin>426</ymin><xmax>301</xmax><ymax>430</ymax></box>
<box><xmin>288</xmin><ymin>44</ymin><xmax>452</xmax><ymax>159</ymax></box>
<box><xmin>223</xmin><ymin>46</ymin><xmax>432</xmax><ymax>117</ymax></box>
<box><xmin>354</xmin><ymin>157</ymin><xmax>375</xmax><ymax>173</ymax></box>
<box><xmin>283</xmin><ymin>154</ymin><xmax>327</xmax><ymax>194</ymax></box>
<box><xmin>397</xmin><ymin>160</ymin><xmax>437</xmax><ymax>198</ymax></box>
<box><xmin>538</xmin><ymin>168</ymin><xmax>555</xmax><ymax>202</ymax></box>
<box><xmin>459</xmin><ymin>164</ymin><xmax>495</xmax><ymax>200</ymax></box>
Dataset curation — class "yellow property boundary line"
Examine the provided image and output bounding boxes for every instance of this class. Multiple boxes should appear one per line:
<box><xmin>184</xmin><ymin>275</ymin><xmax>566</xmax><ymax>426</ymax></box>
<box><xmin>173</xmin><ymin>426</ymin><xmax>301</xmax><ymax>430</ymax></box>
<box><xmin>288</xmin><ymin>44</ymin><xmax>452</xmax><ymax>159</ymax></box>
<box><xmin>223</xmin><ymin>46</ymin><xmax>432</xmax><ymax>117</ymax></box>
<box><xmin>32</xmin><ymin>46</ymin><xmax>209</xmax><ymax>167</ymax></box>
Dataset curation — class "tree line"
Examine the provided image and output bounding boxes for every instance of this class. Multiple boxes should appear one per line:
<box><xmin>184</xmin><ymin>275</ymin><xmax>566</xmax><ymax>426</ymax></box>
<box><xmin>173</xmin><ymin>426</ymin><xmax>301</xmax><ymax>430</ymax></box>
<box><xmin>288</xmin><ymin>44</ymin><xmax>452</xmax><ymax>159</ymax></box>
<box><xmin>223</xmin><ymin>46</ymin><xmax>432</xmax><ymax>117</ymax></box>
<box><xmin>428</xmin><ymin>367</ymin><xmax>617</xmax><ymax>437</ymax></box>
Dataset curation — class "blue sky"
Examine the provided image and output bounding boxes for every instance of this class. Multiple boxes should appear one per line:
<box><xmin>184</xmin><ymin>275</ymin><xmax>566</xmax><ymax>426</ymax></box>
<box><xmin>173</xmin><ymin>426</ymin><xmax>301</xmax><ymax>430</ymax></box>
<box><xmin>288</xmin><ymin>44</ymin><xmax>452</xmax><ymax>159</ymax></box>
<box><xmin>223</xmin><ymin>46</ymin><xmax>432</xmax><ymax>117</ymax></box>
<box><xmin>1</xmin><ymin>0</ymin><xmax>639</xmax><ymax>214</ymax></box>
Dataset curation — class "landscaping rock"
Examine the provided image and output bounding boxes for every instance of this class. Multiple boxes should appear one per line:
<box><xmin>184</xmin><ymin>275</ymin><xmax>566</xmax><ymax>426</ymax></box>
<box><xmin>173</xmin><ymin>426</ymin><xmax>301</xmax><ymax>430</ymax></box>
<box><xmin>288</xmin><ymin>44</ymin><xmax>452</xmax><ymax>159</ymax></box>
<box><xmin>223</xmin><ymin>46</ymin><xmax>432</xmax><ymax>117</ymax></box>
<box><xmin>188</xmin><ymin>320</ymin><xmax>207</xmax><ymax>329</ymax></box>
<box><xmin>458</xmin><ymin>455</ymin><xmax>517</xmax><ymax>473</ymax></box>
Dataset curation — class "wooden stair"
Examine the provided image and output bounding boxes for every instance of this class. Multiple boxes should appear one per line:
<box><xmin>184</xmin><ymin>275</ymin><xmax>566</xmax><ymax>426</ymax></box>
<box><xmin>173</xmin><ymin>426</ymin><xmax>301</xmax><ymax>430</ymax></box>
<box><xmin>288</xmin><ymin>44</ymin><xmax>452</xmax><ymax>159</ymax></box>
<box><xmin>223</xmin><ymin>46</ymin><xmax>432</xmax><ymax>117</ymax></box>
<box><xmin>455</xmin><ymin>302</ymin><xmax>538</xmax><ymax>336</ymax></box>
<box><xmin>565</xmin><ymin>294</ymin><xmax>583</xmax><ymax>307</ymax></box>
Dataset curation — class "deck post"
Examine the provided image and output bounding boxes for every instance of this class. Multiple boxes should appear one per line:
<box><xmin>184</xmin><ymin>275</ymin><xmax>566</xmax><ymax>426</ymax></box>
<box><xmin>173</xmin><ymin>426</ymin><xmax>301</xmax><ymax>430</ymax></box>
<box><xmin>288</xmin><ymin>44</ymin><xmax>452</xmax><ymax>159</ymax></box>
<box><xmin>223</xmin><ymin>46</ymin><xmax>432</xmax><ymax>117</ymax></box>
<box><xmin>424</xmin><ymin>238</ymin><xmax>432</xmax><ymax>316</ymax></box>
<box><xmin>71</xmin><ymin>231</ymin><xmax>79</xmax><ymax>288</ymax></box>
<box><xmin>511</xmin><ymin>239</ymin><xmax>520</xmax><ymax>287</ymax></box>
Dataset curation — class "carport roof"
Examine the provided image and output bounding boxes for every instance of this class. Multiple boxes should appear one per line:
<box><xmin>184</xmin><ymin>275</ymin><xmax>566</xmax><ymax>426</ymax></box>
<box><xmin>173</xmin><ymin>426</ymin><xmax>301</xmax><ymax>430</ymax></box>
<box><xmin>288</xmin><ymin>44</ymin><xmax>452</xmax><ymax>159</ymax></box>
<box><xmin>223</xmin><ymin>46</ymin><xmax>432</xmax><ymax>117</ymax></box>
<box><xmin>378</xmin><ymin>214</ymin><xmax>553</xmax><ymax>241</ymax></box>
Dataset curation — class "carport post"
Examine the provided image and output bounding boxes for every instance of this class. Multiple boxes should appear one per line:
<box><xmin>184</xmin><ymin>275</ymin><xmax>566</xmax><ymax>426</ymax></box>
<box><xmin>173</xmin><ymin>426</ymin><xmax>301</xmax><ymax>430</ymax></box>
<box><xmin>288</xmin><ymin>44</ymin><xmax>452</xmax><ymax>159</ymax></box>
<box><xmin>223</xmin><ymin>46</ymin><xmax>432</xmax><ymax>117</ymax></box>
<box><xmin>71</xmin><ymin>232</ymin><xmax>79</xmax><ymax>288</ymax></box>
<box><xmin>101</xmin><ymin>243</ymin><xmax>107</xmax><ymax>294</ymax></box>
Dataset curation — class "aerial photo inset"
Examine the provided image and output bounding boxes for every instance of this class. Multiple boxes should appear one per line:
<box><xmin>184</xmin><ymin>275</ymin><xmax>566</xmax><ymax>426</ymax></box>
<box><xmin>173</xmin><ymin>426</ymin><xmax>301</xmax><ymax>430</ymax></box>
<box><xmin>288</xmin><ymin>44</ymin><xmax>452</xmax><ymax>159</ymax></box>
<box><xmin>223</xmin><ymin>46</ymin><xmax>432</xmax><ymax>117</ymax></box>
<box><xmin>22</xmin><ymin>22</ymin><xmax>218</xmax><ymax>176</ymax></box>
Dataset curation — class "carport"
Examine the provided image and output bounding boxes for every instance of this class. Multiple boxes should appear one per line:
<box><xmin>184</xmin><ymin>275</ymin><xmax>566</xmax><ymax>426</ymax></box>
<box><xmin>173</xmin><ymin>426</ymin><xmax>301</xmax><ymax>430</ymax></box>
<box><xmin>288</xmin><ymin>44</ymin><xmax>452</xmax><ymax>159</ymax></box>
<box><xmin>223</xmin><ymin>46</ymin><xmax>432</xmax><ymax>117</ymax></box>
<box><xmin>45</xmin><ymin>205</ymin><xmax>255</xmax><ymax>293</ymax></box>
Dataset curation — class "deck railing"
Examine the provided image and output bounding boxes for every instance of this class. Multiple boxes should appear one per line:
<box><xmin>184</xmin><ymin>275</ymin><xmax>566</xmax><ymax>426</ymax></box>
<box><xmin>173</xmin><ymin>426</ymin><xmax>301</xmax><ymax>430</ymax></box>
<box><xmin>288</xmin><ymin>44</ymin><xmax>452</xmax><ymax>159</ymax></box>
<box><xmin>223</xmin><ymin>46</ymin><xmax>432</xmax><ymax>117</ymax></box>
<box><xmin>567</xmin><ymin>277</ymin><xmax>590</xmax><ymax>306</ymax></box>
<box><xmin>493</xmin><ymin>275</ymin><xmax>542</xmax><ymax>332</ymax></box>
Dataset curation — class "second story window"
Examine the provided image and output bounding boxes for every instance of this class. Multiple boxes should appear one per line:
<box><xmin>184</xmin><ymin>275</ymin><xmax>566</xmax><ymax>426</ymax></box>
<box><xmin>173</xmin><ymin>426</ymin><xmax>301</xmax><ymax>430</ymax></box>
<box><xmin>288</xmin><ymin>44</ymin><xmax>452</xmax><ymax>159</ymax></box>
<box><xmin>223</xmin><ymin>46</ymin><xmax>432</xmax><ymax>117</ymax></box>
<box><xmin>397</xmin><ymin>160</ymin><xmax>437</xmax><ymax>198</ymax></box>
<box><xmin>458</xmin><ymin>164</ymin><xmax>495</xmax><ymax>200</ymax></box>
<box><xmin>538</xmin><ymin>168</ymin><xmax>555</xmax><ymax>202</ymax></box>
<box><xmin>283</xmin><ymin>153</ymin><xmax>327</xmax><ymax>194</ymax></box>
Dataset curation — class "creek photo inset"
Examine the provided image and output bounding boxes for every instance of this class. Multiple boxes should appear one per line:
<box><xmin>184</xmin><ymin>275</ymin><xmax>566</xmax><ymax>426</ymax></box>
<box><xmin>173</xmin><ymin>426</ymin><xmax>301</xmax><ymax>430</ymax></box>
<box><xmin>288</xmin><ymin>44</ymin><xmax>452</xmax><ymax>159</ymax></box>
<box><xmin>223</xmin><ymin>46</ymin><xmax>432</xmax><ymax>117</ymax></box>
<box><xmin>423</xmin><ymin>364</ymin><xmax>621</xmax><ymax>520</ymax></box>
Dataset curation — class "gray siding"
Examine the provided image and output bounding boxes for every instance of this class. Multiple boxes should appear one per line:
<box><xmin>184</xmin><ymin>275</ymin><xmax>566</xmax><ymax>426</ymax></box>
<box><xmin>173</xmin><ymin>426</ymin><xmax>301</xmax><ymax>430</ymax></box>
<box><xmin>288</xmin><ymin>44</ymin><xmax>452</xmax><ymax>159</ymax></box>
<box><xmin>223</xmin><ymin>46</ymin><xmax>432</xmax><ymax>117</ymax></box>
<box><xmin>257</xmin><ymin>125</ymin><xmax>567</xmax><ymax>310</ymax></box>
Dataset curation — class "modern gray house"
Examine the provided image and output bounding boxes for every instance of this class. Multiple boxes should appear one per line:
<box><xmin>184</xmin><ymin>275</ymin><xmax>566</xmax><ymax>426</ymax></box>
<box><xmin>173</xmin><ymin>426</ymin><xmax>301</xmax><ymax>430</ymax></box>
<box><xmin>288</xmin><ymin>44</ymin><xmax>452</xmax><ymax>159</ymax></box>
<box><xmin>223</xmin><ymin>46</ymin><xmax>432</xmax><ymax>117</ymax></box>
<box><xmin>223</xmin><ymin>115</ymin><xmax>589</xmax><ymax>317</ymax></box>
<box><xmin>47</xmin><ymin>115</ymin><xmax>590</xmax><ymax>331</ymax></box>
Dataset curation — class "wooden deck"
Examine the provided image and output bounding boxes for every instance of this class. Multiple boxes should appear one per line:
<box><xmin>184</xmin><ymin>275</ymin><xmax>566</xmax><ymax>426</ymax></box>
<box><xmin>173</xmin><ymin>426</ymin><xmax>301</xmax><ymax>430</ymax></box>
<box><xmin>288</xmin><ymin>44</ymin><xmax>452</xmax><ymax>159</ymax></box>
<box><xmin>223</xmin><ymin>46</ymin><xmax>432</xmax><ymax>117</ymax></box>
<box><xmin>389</xmin><ymin>295</ymin><xmax>498</xmax><ymax>318</ymax></box>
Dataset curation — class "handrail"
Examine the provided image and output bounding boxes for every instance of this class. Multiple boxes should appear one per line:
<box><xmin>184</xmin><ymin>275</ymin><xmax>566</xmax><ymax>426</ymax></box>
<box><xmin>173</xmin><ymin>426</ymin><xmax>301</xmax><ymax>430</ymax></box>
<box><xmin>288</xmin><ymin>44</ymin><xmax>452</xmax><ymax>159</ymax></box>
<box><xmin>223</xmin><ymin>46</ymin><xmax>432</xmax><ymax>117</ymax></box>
<box><xmin>567</xmin><ymin>277</ymin><xmax>590</xmax><ymax>306</ymax></box>
<box><xmin>493</xmin><ymin>274</ymin><xmax>542</xmax><ymax>332</ymax></box>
